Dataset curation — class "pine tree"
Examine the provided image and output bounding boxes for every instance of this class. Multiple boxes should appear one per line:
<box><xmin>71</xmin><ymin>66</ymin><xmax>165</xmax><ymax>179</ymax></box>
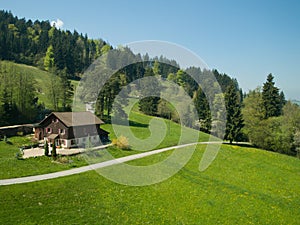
<box><xmin>262</xmin><ymin>74</ymin><xmax>282</xmax><ymax>118</ymax></box>
<box><xmin>139</xmin><ymin>68</ymin><xmax>160</xmax><ymax>116</ymax></box>
<box><xmin>193</xmin><ymin>87</ymin><xmax>211</xmax><ymax>132</ymax></box>
<box><xmin>224</xmin><ymin>84</ymin><xmax>244</xmax><ymax>144</ymax></box>
<box><xmin>44</xmin><ymin>140</ymin><xmax>49</xmax><ymax>156</ymax></box>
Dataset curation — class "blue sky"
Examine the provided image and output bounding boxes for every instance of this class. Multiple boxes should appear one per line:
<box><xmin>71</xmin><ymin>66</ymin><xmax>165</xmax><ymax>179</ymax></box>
<box><xmin>1</xmin><ymin>0</ymin><xmax>300</xmax><ymax>99</ymax></box>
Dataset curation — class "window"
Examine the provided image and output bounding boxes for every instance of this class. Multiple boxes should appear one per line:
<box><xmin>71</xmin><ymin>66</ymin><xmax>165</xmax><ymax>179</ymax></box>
<box><xmin>59</xmin><ymin>129</ymin><xmax>65</xmax><ymax>134</ymax></box>
<box><xmin>46</xmin><ymin>128</ymin><xmax>52</xmax><ymax>133</ymax></box>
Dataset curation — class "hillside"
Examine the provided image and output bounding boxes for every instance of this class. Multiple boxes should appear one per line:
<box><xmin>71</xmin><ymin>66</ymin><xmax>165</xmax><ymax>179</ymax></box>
<box><xmin>0</xmin><ymin>99</ymin><xmax>299</xmax><ymax>223</ymax></box>
<box><xmin>0</xmin><ymin>60</ymin><xmax>78</xmax><ymax>111</ymax></box>
<box><xmin>0</xmin><ymin>142</ymin><xmax>299</xmax><ymax>224</ymax></box>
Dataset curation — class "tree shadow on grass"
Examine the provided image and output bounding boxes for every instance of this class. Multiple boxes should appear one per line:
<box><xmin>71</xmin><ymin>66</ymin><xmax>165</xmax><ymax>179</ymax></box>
<box><xmin>108</xmin><ymin>119</ymin><xmax>149</xmax><ymax>128</ymax></box>
<box><xmin>223</xmin><ymin>142</ymin><xmax>256</xmax><ymax>149</ymax></box>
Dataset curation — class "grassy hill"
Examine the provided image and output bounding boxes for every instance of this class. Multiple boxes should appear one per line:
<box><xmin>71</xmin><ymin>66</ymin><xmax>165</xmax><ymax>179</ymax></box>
<box><xmin>0</xmin><ymin>143</ymin><xmax>299</xmax><ymax>224</ymax></box>
<box><xmin>0</xmin><ymin>61</ymin><xmax>79</xmax><ymax>110</ymax></box>
<box><xmin>0</xmin><ymin>111</ymin><xmax>299</xmax><ymax>224</ymax></box>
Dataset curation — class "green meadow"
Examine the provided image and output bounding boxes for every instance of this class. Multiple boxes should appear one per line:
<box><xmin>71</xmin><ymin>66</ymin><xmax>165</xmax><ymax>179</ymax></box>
<box><xmin>0</xmin><ymin>144</ymin><xmax>299</xmax><ymax>224</ymax></box>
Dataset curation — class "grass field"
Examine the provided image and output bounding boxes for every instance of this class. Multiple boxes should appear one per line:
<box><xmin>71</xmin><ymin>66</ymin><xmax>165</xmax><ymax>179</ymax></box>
<box><xmin>0</xmin><ymin>144</ymin><xmax>299</xmax><ymax>224</ymax></box>
<box><xmin>0</xmin><ymin>110</ymin><xmax>209</xmax><ymax>179</ymax></box>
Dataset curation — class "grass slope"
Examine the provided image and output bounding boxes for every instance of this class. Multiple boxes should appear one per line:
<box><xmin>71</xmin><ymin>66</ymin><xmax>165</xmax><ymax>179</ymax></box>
<box><xmin>0</xmin><ymin>110</ymin><xmax>209</xmax><ymax>179</ymax></box>
<box><xmin>0</xmin><ymin>61</ymin><xmax>80</xmax><ymax>109</ymax></box>
<box><xmin>0</xmin><ymin>61</ymin><xmax>55</xmax><ymax>108</ymax></box>
<box><xmin>0</xmin><ymin>144</ymin><xmax>299</xmax><ymax>224</ymax></box>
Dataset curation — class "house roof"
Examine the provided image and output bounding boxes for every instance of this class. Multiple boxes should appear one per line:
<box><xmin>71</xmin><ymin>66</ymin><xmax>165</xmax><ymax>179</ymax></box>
<box><xmin>47</xmin><ymin>134</ymin><xmax>59</xmax><ymax>140</ymax></box>
<box><xmin>39</xmin><ymin>112</ymin><xmax>104</xmax><ymax>127</ymax></box>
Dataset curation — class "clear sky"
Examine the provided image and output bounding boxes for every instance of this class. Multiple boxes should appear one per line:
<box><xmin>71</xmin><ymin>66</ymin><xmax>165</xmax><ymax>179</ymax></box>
<box><xmin>1</xmin><ymin>0</ymin><xmax>300</xmax><ymax>99</ymax></box>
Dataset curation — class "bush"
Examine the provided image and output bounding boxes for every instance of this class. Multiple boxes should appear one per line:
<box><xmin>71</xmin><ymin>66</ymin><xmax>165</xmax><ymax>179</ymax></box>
<box><xmin>51</xmin><ymin>144</ymin><xmax>57</xmax><ymax>159</ymax></box>
<box><xmin>15</xmin><ymin>149</ymin><xmax>24</xmax><ymax>160</ymax></box>
<box><xmin>112</xmin><ymin>135</ymin><xmax>130</xmax><ymax>150</ymax></box>
<box><xmin>56</xmin><ymin>156</ymin><xmax>69</xmax><ymax>164</ymax></box>
<box><xmin>44</xmin><ymin>140</ymin><xmax>49</xmax><ymax>156</ymax></box>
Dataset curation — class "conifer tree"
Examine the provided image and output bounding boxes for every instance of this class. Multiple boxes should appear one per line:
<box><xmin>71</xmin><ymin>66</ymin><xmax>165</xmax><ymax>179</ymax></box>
<box><xmin>51</xmin><ymin>142</ymin><xmax>57</xmax><ymax>159</ymax></box>
<box><xmin>224</xmin><ymin>84</ymin><xmax>244</xmax><ymax>144</ymax></box>
<box><xmin>193</xmin><ymin>87</ymin><xmax>211</xmax><ymax>132</ymax></box>
<box><xmin>44</xmin><ymin>140</ymin><xmax>49</xmax><ymax>156</ymax></box>
<box><xmin>262</xmin><ymin>74</ymin><xmax>282</xmax><ymax>118</ymax></box>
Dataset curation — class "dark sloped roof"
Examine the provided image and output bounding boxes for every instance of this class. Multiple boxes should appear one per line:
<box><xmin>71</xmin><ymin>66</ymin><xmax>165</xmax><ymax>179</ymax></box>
<box><xmin>40</xmin><ymin>112</ymin><xmax>104</xmax><ymax>127</ymax></box>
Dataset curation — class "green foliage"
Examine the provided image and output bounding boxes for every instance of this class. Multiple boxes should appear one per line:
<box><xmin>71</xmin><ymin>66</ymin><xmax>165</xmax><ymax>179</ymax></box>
<box><xmin>44</xmin><ymin>140</ymin><xmax>49</xmax><ymax>156</ymax></box>
<box><xmin>43</xmin><ymin>45</ymin><xmax>54</xmax><ymax>71</ymax></box>
<box><xmin>0</xmin><ymin>10</ymin><xmax>110</xmax><ymax>77</ymax></box>
<box><xmin>211</xmin><ymin>93</ymin><xmax>226</xmax><ymax>138</ymax></box>
<box><xmin>51</xmin><ymin>143</ymin><xmax>57</xmax><ymax>159</ymax></box>
<box><xmin>157</xmin><ymin>99</ymin><xmax>173</xmax><ymax>119</ymax></box>
<box><xmin>138</xmin><ymin>68</ymin><xmax>161</xmax><ymax>116</ymax></box>
<box><xmin>262</xmin><ymin>74</ymin><xmax>283</xmax><ymax>118</ymax></box>
<box><xmin>0</xmin><ymin>61</ymin><xmax>41</xmax><ymax>125</ymax></box>
<box><xmin>243</xmin><ymin>86</ymin><xmax>299</xmax><ymax>155</ymax></box>
<box><xmin>224</xmin><ymin>84</ymin><xmax>244</xmax><ymax>143</ymax></box>
<box><xmin>112</xmin><ymin>135</ymin><xmax>130</xmax><ymax>150</ymax></box>
<box><xmin>193</xmin><ymin>87</ymin><xmax>211</xmax><ymax>132</ymax></box>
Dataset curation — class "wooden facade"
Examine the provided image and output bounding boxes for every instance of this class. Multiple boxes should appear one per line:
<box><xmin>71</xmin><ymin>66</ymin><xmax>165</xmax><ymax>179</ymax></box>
<box><xmin>35</xmin><ymin>112</ymin><xmax>109</xmax><ymax>148</ymax></box>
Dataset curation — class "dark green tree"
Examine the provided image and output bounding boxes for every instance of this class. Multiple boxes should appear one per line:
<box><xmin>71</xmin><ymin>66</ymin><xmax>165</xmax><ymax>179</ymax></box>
<box><xmin>193</xmin><ymin>87</ymin><xmax>211</xmax><ymax>133</ymax></box>
<box><xmin>139</xmin><ymin>68</ymin><xmax>160</xmax><ymax>116</ymax></box>
<box><xmin>224</xmin><ymin>84</ymin><xmax>244</xmax><ymax>144</ymax></box>
<box><xmin>51</xmin><ymin>142</ymin><xmax>57</xmax><ymax>159</ymax></box>
<box><xmin>44</xmin><ymin>140</ymin><xmax>49</xmax><ymax>156</ymax></box>
<box><xmin>262</xmin><ymin>74</ymin><xmax>282</xmax><ymax>118</ymax></box>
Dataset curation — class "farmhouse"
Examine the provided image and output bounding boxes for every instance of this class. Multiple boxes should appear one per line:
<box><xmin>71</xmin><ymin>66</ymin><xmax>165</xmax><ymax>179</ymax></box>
<box><xmin>34</xmin><ymin>111</ymin><xmax>109</xmax><ymax>148</ymax></box>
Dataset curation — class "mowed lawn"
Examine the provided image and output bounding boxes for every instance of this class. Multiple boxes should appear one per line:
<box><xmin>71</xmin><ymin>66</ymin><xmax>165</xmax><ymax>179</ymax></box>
<box><xmin>0</xmin><ymin>144</ymin><xmax>299</xmax><ymax>224</ymax></box>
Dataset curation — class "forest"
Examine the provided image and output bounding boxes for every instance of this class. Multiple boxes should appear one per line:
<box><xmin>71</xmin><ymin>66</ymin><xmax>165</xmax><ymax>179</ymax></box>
<box><xmin>0</xmin><ymin>10</ymin><xmax>299</xmax><ymax>156</ymax></box>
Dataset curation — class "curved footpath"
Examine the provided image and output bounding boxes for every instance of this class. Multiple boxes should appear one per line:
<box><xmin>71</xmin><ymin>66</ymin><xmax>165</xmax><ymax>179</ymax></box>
<box><xmin>0</xmin><ymin>142</ymin><xmax>222</xmax><ymax>186</ymax></box>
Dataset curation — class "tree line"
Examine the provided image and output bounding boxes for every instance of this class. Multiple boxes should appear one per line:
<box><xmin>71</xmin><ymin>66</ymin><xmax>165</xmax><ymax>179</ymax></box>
<box><xmin>0</xmin><ymin>10</ymin><xmax>111</xmax><ymax>78</ymax></box>
<box><xmin>243</xmin><ymin>74</ymin><xmax>300</xmax><ymax>156</ymax></box>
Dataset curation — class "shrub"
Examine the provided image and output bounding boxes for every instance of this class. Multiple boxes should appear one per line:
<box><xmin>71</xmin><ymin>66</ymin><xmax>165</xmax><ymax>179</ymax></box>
<box><xmin>15</xmin><ymin>148</ymin><xmax>24</xmax><ymax>160</ymax></box>
<box><xmin>51</xmin><ymin>144</ymin><xmax>57</xmax><ymax>159</ymax></box>
<box><xmin>15</xmin><ymin>152</ymin><xmax>24</xmax><ymax>160</ymax></box>
<box><xmin>56</xmin><ymin>156</ymin><xmax>69</xmax><ymax>164</ymax></box>
<box><xmin>112</xmin><ymin>135</ymin><xmax>130</xmax><ymax>150</ymax></box>
<box><xmin>17</xmin><ymin>131</ymin><xmax>23</xmax><ymax>136</ymax></box>
<box><xmin>44</xmin><ymin>140</ymin><xmax>49</xmax><ymax>156</ymax></box>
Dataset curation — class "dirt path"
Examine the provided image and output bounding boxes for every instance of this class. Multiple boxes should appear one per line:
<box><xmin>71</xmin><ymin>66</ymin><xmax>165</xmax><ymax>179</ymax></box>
<box><xmin>0</xmin><ymin>142</ymin><xmax>222</xmax><ymax>186</ymax></box>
